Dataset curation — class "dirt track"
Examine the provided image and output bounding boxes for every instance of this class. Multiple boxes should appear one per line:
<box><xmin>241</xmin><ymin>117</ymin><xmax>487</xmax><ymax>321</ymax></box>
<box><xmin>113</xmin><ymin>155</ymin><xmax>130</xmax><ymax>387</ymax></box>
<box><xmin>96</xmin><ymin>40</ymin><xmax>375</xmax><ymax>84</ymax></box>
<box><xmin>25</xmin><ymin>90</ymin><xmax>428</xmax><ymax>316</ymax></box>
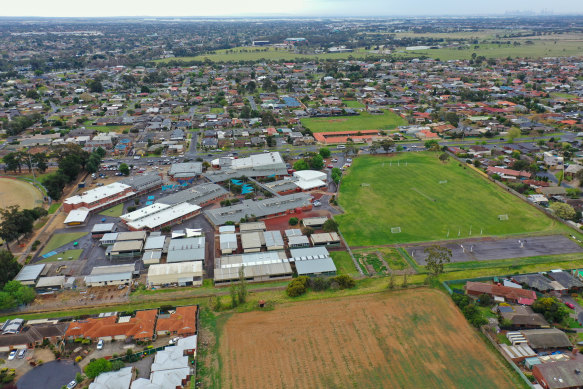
<box><xmin>220</xmin><ymin>289</ymin><xmax>520</xmax><ymax>389</ymax></box>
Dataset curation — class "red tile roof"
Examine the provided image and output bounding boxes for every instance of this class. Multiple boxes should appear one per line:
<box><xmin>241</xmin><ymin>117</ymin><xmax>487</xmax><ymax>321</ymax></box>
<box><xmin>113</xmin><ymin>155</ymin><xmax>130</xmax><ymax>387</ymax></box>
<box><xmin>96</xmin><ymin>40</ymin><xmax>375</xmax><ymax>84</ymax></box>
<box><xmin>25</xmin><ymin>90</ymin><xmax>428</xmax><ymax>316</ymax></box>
<box><xmin>466</xmin><ymin>281</ymin><xmax>536</xmax><ymax>301</ymax></box>
<box><xmin>156</xmin><ymin>306</ymin><xmax>198</xmax><ymax>336</ymax></box>
<box><xmin>65</xmin><ymin>310</ymin><xmax>157</xmax><ymax>340</ymax></box>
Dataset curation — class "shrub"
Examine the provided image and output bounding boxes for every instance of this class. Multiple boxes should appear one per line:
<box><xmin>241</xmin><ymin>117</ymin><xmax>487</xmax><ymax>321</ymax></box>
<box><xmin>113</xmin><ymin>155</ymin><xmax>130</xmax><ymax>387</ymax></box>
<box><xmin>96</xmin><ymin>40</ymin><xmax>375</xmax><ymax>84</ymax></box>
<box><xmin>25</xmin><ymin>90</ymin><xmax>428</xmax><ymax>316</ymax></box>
<box><xmin>286</xmin><ymin>276</ymin><xmax>309</xmax><ymax>297</ymax></box>
<box><xmin>75</xmin><ymin>356</ymin><xmax>83</xmax><ymax>363</ymax></box>
<box><xmin>288</xmin><ymin>217</ymin><xmax>299</xmax><ymax>226</ymax></box>
<box><xmin>309</xmin><ymin>277</ymin><xmax>330</xmax><ymax>291</ymax></box>
<box><xmin>332</xmin><ymin>275</ymin><xmax>355</xmax><ymax>289</ymax></box>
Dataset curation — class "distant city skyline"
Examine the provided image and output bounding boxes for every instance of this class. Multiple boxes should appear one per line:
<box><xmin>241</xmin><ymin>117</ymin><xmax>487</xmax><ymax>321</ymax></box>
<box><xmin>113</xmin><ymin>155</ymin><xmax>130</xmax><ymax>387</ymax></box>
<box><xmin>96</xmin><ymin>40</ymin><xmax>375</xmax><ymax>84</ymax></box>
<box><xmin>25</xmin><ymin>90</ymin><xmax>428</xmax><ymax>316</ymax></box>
<box><xmin>1</xmin><ymin>0</ymin><xmax>582</xmax><ymax>18</ymax></box>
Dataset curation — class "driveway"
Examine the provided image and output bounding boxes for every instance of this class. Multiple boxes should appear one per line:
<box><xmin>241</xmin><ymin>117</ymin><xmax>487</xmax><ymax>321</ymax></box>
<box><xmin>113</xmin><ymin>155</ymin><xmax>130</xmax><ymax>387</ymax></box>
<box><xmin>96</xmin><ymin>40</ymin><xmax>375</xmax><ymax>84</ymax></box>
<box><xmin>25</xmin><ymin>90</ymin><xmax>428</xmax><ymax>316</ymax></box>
<box><xmin>17</xmin><ymin>360</ymin><xmax>80</xmax><ymax>389</ymax></box>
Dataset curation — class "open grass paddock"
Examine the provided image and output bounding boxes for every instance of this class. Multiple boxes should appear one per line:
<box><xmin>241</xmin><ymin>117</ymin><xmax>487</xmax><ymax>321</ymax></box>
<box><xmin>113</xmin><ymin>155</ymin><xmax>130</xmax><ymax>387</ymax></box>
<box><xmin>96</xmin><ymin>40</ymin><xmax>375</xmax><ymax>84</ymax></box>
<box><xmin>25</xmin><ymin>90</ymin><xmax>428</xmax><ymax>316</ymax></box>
<box><xmin>336</xmin><ymin>153</ymin><xmax>562</xmax><ymax>246</ymax></box>
<box><xmin>301</xmin><ymin>110</ymin><xmax>407</xmax><ymax>133</ymax></box>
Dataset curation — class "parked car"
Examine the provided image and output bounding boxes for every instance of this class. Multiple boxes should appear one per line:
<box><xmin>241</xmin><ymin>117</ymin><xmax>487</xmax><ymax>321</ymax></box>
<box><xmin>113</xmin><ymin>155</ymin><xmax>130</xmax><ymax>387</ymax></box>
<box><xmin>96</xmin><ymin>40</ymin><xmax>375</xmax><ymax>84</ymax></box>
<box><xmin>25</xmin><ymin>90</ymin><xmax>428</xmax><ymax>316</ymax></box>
<box><xmin>313</xmin><ymin>200</ymin><xmax>321</xmax><ymax>207</ymax></box>
<box><xmin>97</xmin><ymin>339</ymin><xmax>104</xmax><ymax>350</ymax></box>
<box><xmin>17</xmin><ymin>349</ymin><xmax>26</xmax><ymax>359</ymax></box>
<box><xmin>169</xmin><ymin>337</ymin><xmax>180</xmax><ymax>345</ymax></box>
<box><xmin>566</xmin><ymin>302</ymin><xmax>575</xmax><ymax>309</ymax></box>
<box><xmin>7</xmin><ymin>350</ymin><xmax>17</xmax><ymax>360</ymax></box>
<box><xmin>66</xmin><ymin>381</ymin><xmax>77</xmax><ymax>389</ymax></box>
<box><xmin>327</xmin><ymin>164</ymin><xmax>334</xmax><ymax>169</ymax></box>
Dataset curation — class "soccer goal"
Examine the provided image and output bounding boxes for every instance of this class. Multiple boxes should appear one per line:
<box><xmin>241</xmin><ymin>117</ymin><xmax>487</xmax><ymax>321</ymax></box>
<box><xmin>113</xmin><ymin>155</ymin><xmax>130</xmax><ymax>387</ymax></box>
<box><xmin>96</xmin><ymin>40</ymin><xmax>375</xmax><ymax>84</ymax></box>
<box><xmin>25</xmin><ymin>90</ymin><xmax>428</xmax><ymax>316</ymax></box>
<box><xmin>439</xmin><ymin>180</ymin><xmax>448</xmax><ymax>184</ymax></box>
<box><xmin>391</xmin><ymin>227</ymin><xmax>401</xmax><ymax>233</ymax></box>
<box><xmin>498</xmin><ymin>214</ymin><xmax>509</xmax><ymax>221</ymax></box>
<box><xmin>361</xmin><ymin>183</ymin><xmax>370</xmax><ymax>187</ymax></box>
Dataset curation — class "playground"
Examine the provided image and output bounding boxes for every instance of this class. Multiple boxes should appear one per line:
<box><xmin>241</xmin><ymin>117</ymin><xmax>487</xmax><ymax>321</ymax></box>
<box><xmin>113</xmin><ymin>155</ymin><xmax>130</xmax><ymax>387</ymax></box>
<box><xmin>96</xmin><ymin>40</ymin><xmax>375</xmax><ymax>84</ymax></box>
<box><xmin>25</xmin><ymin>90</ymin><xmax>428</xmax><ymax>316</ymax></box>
<box><xmin>408</xmin><ymin>235</ymin><xmax>583</xmax><ymax>265</ymax></box>
<box><xmin>0</xmin><ymin>177</ymin><xmax>44</xmax><ymax>210</ymax></box>
<box><xmin>336</xmin><ymin>153</ymin><xmax>564</xmax><ymax>246</ymax></box>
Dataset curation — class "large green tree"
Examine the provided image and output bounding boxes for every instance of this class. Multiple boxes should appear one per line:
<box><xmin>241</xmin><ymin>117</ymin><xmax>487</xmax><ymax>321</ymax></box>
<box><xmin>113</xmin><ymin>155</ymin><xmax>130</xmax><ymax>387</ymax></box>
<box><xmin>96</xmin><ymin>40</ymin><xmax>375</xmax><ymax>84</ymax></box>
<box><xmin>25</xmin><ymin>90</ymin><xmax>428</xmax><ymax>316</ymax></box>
<box><xmin>423</xmin><ymin>245</ymin><xmax>452</xmax><ymax>278</ymax></box>
<box><xmin>0</xmin><ymin>251</ymin><xmax>21</xmax><ymax>287</ymax></box>
<box><xmin>85</xmin><ymin>358</ymin><xmax>112</xmax><ymax>379</ymax></box>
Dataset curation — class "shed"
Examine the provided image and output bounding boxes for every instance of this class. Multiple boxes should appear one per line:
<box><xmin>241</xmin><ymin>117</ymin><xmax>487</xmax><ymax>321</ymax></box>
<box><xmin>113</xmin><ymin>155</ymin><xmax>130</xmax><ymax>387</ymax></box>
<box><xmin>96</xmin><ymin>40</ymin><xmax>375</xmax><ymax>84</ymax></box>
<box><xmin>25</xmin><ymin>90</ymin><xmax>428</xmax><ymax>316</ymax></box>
<box><xmin>239</xmin><ymin>221</ymin><xmax>266</xmax><ymax>232</ymax></box>
<box><xmin>521</xmin><ymin>329</ymin><xmax>572</xmax><ymax>350</ymax></box>
<box><xmin>35</xmin><ymin>276</ymin><xmax>66</xmax><ymax>291</ymax></box>
<box><xmin>288</xmin><ymin>235</ymin><xmax>310</xmax><ymax>248</ymax></box>
<box><xmin>91</xmin><ymin>223</ymin><xmax>116</xmax><ymax>238</ymax></box>
<box><xmin>263</xmin><ymin>230</ymin><xmax>284</xmax><ymax>251</ymax></box>
<box><xmin>147</xmin><ymin>262</ymin><xmax>203</xmax><ymax>287</ymax></box>
<box><xmin>241</xmin><ymin>232</ymin><xmax>263</xmax><ymax>253</ymax></box>
<box><xmin>14</xmin><ymin>264</ymin><xmax>46</xmax><ymax>286</ymax></box>
<box><xmin>220</xmin><ymin>233</ymin><xmax>238</xmax><ymax>255</ymax></box>
<box><xmin>295</xmin><ymin>257</ymin><xmax>337</xmax><ymax>277</ymax></box>
<box><xmin>64</xmin><ymin>208</ymin><xmax>90</xmax><ymax>227</ymax></box>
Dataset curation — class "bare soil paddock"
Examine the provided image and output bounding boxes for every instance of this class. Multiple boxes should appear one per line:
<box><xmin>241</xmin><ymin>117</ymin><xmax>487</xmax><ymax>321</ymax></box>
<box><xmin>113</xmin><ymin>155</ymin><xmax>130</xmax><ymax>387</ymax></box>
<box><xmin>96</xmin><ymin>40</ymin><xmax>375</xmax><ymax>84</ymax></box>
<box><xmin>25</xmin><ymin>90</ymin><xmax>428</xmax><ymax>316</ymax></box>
<box><xmin>220</xmin><ymin>289</ymin><xmax>521</xmax><ymax>389</ymax></box>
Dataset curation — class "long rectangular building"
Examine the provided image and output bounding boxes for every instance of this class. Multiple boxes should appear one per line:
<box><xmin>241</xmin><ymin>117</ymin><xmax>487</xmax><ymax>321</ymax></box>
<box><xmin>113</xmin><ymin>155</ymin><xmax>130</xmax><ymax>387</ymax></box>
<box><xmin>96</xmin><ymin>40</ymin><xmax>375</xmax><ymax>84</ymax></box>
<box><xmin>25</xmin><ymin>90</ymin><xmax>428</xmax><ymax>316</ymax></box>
<box><xmin>121</xmin><ymin>202</ymin><xmax>202</xmax><ymax>231</ymax></box>
<box><xmin>204</xmin><ymin>152</ymin><xmax>288</xmax><ymax>182</ymax></box>
<box><xmin>204</xmin><ymin>193</ymin><xmax>312</xmax><ymax>226</ymax></box>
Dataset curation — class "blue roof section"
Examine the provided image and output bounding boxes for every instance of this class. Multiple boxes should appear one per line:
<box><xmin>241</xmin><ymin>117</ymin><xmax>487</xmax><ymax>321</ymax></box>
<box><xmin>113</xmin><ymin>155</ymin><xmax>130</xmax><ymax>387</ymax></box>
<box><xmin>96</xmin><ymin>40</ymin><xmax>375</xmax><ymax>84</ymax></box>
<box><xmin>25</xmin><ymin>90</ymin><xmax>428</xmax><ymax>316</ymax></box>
<box><xmin>282</xmin><ymin>96</ymin><xmax>301</xmax><ymax>107</ymax></box>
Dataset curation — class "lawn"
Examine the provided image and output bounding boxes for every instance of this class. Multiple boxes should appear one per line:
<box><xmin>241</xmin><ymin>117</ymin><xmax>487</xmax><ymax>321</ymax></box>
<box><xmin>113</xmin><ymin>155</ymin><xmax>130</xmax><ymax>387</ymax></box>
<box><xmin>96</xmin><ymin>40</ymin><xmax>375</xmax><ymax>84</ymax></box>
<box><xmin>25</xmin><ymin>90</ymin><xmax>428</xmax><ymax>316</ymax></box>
<box><xmin>342</xmin><ymin>99</ymin><xmax>365</xmax><ymax>109</ymax></box>
<box><xmin>41</xmin><ymin>232</ymin><xmax>86</xmax><ymax>255</ymax></box>
<box><xmin>99</xmin><ymin>203</ymin><xmax>124</xmax><ymax>217</ymax></box>
<box><xmin>329</xmin><ymin>250</ymin><xmax>358</xmax><ymax>276</ymax></box>
<box><xmin>401</xmin><ymin>40</ymin><xmax>583</xmax><ymax>60</ymax></box>
<box><xmin>301</xmin><ymin>110</ymin><xmax>407</xmax><ymax>133</ymax></box>
<box><xmin>336</xmin><ymin>153</ymin><xmax>562</xmax><ymax>246</ymax></box>
<box><xmin>38</xmin><ymin>249</ymin><xmax>83</xmax><ymax>263</ymax></box>
<box><xmin>48</xmin><ymin>203</ymin><xmax>61</xmax><ymax>214</ymax></box>
<box><xmin>156</xmin><ymin>46</ymin><xmax>387</xmax><ymax>63</ymax></box>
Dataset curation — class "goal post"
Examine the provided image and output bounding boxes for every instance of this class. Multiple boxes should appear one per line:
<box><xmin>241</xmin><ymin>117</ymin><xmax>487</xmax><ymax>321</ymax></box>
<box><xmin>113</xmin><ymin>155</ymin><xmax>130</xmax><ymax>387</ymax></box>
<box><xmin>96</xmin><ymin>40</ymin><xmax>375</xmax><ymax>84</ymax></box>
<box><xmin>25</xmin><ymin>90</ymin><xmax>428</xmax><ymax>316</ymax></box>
<box><xmin>391</xmin><ymin>227</ymin><xmax>401</xmax><ymax>233</ymax></box>
<box><xmin>498</xmin><ymin>214</ymin><xmax>509</xmax><ymax>221</ymax></box>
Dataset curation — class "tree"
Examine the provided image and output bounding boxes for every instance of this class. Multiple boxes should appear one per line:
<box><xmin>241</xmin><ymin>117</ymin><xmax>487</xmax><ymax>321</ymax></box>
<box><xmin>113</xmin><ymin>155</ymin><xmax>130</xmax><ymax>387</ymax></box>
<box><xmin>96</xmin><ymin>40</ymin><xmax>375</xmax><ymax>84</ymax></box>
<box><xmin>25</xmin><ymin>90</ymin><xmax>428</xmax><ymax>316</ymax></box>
<box><xmin>425</xmin><ymin>140</ymin><xmax>440</xmax><ymax>151</ymax></box>
<box><xmin>380</xmin><ymin>139</ymin><xmax>394</xmax><ymax>152</ymax></box>
<box><xmin>293</xmin><ymin>159</ymin><xmax>309</xmax><ymax>171</ymax></box>
<box><xmin>477</xmin><ymin>293</ymin><xmax>493</xmax><ymax>307</ymax></box>
<box><xmin>32</xmin><ymin>153</ymin><xmax>48</xmax><ymax>173</ymax></box>
<box><xmin>507</xmin><ymin>127</ymin><xmax>521</xmax><ymax>143</ymax></box>
<box><xmin>237</xmin><ymin>266</ymin><xmax>247</xmax><ymax>304</ymax></box>
<box><xmin>322</xmin><ymin>219</ymin><xmax>339</xmax><ymax>232</ymax></box>
<box><xmin>229</xmin><ymin>284</ymin><xmax>237</xmax><ymax>308</ymax></box>
<box><xmin>87</xmin><ymin>79</ymin><xmax>104</xmax><ymax>93</ymax></box>
<box><xmin>438</xmin><ymin>153</ymin><xmax>449</xmax><ymax>162</ymax></box>
<box><xmin>43</xmin><ymin>172</ymin><xmax>67</xmax><ymax>200</ymax></box>
<box><xmin>550</xmin><ymin>202</ymin><xmax>576</xmax><ymax>220</ymax></box>
<box><xmin>308</xmin><ymin>154</ymin><xmax>324</xmax><ymax>170</ymax></box>
<box><xmin>533</xmin><ymin>296</ymin><xmax>569</xmax><ymax>323</ymax></box>
<box><xmin>387</xmin><ymin>273</ymin><xmax>395</xmax><ymax>289</ymax></box>
<box><xmin>288</xmin><ymin>217</ymin><xmax>299</xmax><ymax>226</ymax></box>
<box><xmin>369</xmin><ymin>142</ymin><xmax>379</xmax><ymax>154</ymax></box>
<box><xmin>319</xmin><ymin>148</ymin><xmax>331</xmax><ymax>158</ymax></box>
<box><xmin>286</xmin><ymin>276</ymin><xmax>309</xmax><ymax>297</ymax></box>
<box><xmin>0</xmin><ymin>251</ymin><xmax>21</xmax><ymax>287</ymax></box>
<box><xmin>423</xmin><ymin>245</ymin><xmax>452</xmax><ymax>278</ymax></box>
<box><xmin>119</xmin><ymin>163</ymin><xmax>130</xmax><ymax>176</ymax></box>
<box><xmin>2</xmin><ymin>153</ymin><xmax>20</xmax><ymax>173</ymax></box>
<box><xmin>59</xmin><ymin>154</ymin><xmax>82</xmax><ymax>182</ymax></box>
<box><xmin>85</xmin><ymin>358</ymin><xmax>112</xmax><ymax>379</ymax></box>
<box><xmin>331</xmin><ymin>168</ymin><xmax>342</xmax><ymax>184</ymax></box>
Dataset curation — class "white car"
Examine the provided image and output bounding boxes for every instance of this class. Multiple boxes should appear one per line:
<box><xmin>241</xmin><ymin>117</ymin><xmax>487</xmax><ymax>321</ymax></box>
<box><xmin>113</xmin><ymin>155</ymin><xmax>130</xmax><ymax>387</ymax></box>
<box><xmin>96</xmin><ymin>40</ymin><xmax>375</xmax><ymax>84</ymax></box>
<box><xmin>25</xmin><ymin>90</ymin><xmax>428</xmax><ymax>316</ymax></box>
<box><xmin>66</xmin><ymin>381</ymin><xmax>77</xmax><ymax>389</ymax></box>
<box><xmin>7</xmin><ymin>350</ymin><xmax>17</xmax><ymax>360</ymax></box>
<box><xmin>313</xmin><ymin>201</ymin><xmax>321</xmax><ymax>207</ymax></box>
<box><xmin>97</xmin><ymin>339</ymin><xmax>104</xmax><ymax>350</ymax></box>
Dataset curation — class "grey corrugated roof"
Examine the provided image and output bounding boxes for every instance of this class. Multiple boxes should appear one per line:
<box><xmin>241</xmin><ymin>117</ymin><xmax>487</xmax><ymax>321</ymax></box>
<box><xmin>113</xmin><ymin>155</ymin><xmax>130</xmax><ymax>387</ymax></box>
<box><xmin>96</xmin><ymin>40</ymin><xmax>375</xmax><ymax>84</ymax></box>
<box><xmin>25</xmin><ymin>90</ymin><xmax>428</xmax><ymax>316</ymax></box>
<box><xmin>15</xmin><ymin>264</ymin><xmax>46</xmax><ymax>282</ymax></box>
<box><xmin>144</xmin><ymin>236</ymin><xmax>166</xmax><ymax>251</ymax></box>
<box><xmin>514</xmin><ymin>274</ymin><xmax>556</xmax><ymax>291</ymax></box>
<box><xmin>85</xmin><ymin>272</ymin><xmax>132</xmax><ymax>284</ymax></box>
<box><xmin>205</xmin><ymin>193</ymin><xmax>311</xmax><ymax>226</ymax></box>
<box><xmin>158</xmin><ymin>183</ymin><xmax>227</xmax><ymax>206</ymax></box>
<box><xmin>522</xmin><ymin>329</ymin><xmax>572</xmax><ymax>349</ymax></box>
<box><xmin>121</xmin><ymin>173</ymin><xmax>163</xmax><ymax>191</ymax></box>
<box><xmin>263</xmin><ymin>230</ymin><xmax>284</xmax><ymax>248</ymax></box>
<box><xmin>167</xmin><ymin>248</ymin><xmax>205</xmax><ymax>263</ymax></box>
<box><xmin>548</xmin><ymin>271</ymin><xmax>583</xmax><ymax>289</ymax></box>
<box><xmin>295</xmin><ymin>258</ymin><xmax>337</xmax><ymax>276</ymax></box>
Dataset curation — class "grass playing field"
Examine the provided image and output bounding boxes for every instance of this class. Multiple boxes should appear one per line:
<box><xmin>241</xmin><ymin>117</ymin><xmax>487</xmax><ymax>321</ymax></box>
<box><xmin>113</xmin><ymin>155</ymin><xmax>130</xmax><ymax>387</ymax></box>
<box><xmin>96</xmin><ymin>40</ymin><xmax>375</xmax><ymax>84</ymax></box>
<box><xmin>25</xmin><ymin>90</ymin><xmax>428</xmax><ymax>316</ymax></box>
<box><xmin>301</xmin><ymin>110</ymin><xmax>407</xmax><ymax>133</ymax></box>
<box><xmin>336</xmin><ymin>153</ymin><xmax>562</xmax><ymax>246</ymax></box>
<box><xmin>39</xmin><ymin>249</ymin><xmax>83</xmax><ymax>263</ymax></box>
<box><xmin>219</xmin><ymin>289</ymin><xmax>525</xmax><ymax>389</ymax></box>
<box><xmin>155</xmin><ymin>46</ymin><xmax>387</xmax><ymax>63</ymax></box>
<box><xmin>0</xmin><ymin>177</ymin><xmax>44</xmax><ymax>210</ymax></box>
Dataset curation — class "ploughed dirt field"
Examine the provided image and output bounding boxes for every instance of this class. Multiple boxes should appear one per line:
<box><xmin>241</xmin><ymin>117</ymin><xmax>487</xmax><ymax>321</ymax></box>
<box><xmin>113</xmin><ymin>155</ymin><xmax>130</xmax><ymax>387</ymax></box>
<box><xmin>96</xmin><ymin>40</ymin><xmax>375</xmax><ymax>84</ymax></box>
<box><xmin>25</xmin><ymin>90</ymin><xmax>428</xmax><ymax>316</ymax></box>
<box><xmin>220</xmin><ymin>289</ymin><xmax>521</xmax><ymax>389</ymax></box>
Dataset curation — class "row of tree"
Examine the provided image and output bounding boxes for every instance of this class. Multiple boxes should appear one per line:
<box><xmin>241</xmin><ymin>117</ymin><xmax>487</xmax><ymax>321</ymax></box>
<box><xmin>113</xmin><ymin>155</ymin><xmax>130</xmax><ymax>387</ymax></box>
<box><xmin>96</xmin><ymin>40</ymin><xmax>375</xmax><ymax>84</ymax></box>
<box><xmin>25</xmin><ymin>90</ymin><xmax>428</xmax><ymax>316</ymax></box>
<box><xmin>43</xmin><ymin>145</ymin><xmax>105</xmax><ymax>200</ymax></box>
<box><xmin>3</xmin><ymin>151</ymin><xmax>48</xmax><ymax>174</ymax></box>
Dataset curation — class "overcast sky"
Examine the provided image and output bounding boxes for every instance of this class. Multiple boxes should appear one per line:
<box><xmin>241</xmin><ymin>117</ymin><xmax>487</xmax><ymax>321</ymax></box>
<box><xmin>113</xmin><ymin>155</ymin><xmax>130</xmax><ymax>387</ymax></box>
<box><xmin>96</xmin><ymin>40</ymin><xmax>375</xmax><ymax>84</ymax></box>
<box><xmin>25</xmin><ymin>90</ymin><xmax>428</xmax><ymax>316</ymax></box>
<box><xmin>1</xmin><ymin>0</ymin><xmax>581</xmax><ymax>18</ymax></box>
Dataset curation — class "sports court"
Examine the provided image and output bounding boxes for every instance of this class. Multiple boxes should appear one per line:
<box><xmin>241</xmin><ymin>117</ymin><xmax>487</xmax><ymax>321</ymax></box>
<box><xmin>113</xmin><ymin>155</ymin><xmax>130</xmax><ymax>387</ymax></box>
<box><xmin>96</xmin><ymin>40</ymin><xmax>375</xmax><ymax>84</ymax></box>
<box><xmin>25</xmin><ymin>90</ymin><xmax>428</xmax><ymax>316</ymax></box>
<box><xmin>408</xmin><ymin>235</ymin><xmax>583</xmax><ymax>265</ymax></box>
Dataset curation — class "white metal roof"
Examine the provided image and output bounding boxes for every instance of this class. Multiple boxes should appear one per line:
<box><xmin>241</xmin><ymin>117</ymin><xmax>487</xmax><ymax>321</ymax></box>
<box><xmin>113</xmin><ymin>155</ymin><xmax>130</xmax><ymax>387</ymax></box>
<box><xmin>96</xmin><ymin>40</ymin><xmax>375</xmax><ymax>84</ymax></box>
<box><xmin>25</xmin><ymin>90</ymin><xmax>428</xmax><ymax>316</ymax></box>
<box><xmin>65</xmin><ymin>182</ymin><xmax>131</xmax><ymax>205</ymax></box>
<box><xmin>64</xmin><ymin>208</ymin><xmax>90</xmax><ymax>224</ymax></box>
<box><xmin>126</xmin><ymin>203</ymin><xmax>201</xmax><ymax>230</ymax></box>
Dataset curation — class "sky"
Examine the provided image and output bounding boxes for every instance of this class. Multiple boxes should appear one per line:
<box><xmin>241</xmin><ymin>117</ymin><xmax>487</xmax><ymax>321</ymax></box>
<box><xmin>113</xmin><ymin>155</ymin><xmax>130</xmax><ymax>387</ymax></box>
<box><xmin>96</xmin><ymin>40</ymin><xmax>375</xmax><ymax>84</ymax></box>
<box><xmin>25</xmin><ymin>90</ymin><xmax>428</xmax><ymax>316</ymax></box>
<box><xmin>0</xmin><ymin>0</ymin><xmax>581</xmax><ymax>18</ymax></box>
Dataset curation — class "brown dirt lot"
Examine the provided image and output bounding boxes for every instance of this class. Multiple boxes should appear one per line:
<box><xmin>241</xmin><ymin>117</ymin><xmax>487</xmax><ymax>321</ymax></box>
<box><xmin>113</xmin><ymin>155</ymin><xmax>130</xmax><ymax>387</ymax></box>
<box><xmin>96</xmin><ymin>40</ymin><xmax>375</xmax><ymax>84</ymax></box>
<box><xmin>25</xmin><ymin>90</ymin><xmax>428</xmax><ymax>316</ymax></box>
<box><xmin>220</xmin><ymin>289</ymin><xmax>522</xmax><ymax>389</ymax></box>
<box><xmin>0</xmin><ymin>177</ymin><xmax>43</xmax><ymax>210</ymax></box>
